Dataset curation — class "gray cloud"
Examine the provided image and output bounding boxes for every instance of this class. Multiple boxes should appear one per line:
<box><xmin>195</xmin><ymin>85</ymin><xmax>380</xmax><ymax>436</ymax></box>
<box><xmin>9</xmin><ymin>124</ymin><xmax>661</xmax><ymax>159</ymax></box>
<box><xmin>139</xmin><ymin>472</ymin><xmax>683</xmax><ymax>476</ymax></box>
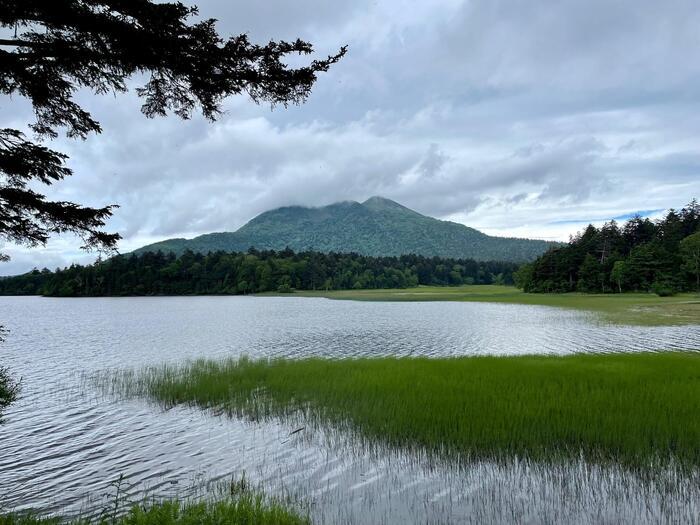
<box><xmin>2</xmin><ymin>0</ymin><xmax>700</xmax><ymax>274</ymax></box>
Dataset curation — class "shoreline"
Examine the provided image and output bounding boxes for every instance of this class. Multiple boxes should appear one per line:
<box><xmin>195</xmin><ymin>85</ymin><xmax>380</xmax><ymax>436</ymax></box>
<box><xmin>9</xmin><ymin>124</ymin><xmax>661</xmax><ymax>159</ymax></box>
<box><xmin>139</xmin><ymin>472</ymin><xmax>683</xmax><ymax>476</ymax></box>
<box><xmin>2</xmin><ymin>285</ymin><xmax>698</xmax><ymax>325</ymax></box>
<box><xmin>262</xmin><ymin>285</ymin><xmax>700</xmax><ymax>326</ymax></box>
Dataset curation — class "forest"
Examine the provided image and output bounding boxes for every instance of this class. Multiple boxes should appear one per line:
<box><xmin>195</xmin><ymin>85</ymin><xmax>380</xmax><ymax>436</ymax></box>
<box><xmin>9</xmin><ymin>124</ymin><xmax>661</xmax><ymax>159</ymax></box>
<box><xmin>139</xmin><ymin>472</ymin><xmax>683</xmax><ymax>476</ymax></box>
<box><xmin>0</xmin><ymin>249</ymin><xmax>517</xmax><ymax>296</ymax></box>
<box><xmin>515</xmin><ymin>200</ymin><xmax>700</xmax><ymax>294</ymax></box>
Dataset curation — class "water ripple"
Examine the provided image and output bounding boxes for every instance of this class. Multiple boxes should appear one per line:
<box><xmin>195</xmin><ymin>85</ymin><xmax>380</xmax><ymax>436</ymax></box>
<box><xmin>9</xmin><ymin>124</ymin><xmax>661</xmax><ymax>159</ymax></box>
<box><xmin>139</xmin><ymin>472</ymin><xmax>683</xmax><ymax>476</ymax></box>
<box><xmin>0</xmin><ymin>296</ymin><xmax>699</xmax><ymax>524</ymax></box>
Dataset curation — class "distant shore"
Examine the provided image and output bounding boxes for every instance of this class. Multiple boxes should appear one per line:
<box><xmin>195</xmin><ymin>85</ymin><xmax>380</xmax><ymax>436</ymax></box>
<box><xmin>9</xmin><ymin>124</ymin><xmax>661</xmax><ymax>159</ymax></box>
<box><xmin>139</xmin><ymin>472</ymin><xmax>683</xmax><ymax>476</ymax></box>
<box><xmin>2</xmin><ymin>284</ymin><xmax>697</xmax><ymax>326</ymax></box>
<box><xmin>260</xmin><ymin>285</ymin><xmax>700</xmax><ymax>326</ymax></box>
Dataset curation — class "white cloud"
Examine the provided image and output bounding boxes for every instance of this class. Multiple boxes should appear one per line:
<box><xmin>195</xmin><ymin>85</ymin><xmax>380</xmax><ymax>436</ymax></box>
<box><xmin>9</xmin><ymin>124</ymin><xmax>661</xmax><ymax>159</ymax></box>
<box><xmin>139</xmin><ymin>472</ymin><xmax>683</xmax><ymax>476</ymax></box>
<box><xmin>2</xmin><ymin>0</ymin><xmax>700</xmax><ymax>274</ymax></box>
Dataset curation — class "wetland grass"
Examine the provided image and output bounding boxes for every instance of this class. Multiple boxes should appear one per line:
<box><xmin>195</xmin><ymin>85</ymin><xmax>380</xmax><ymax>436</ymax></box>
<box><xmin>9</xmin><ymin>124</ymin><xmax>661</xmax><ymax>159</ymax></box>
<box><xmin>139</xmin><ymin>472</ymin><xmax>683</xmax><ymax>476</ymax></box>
<box><xmin>0</xmin><ymin>495</ymin><xmax>309</xmax><ymax>525</ymax></box>
<box><xmin>264</xmin><ymin>285</ymin><xmax>700</xmax><ymax>326</ymax></box>
<box><xmin>113</xmin><ymin>352</ymin><xmax>700</xmax><ymax>470</ymax></box>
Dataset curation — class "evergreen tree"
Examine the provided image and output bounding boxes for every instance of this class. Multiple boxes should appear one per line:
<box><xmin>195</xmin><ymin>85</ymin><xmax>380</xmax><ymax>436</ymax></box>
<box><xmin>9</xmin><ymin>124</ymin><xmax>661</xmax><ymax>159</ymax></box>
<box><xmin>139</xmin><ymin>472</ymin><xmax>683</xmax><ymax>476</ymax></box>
<box><xmin>0</xmin><ymin>0</ymin><xmax>345</xmax><ymax>259</ymax></box>
<box><xmin>681</xmin><ymin>231</ymin><xmax>700</xmax><ymax>291</ymax></box>
<box><xmin>517</xmin><ymin>200</ymin><xmax>700</xmax><ymax>294</ymax></box>
<box><xmin>577</xmin><ymin>254</ymin><xmax>603</xmax><ymax>293</ymax></box>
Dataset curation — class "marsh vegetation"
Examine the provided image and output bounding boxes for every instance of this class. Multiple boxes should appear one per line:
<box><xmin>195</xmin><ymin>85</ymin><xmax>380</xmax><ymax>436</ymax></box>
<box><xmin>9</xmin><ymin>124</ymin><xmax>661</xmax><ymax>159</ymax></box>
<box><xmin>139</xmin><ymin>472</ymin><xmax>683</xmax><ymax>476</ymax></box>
<box><xmin>1</xmin><ymin>492</ymin><xmax>308</xmax><ymax>525</ymax></box>
<box><xmin>279</xmin><ymin>285</ymin><xmax>700</xmax><ymax>325</ymax></box>
<box><xmin>108</xmin><ymin>352</ymin><xmax>700</xmax><ymax>470</ymax></box>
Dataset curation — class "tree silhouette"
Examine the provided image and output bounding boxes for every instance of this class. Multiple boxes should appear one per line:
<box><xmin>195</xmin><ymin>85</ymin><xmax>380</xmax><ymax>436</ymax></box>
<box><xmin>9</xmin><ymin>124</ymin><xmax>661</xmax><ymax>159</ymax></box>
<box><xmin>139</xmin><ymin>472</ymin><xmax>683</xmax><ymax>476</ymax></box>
<box><xmin>0</xmin><ymin>0</ymin><xmax>344</xmax><ymax>421</ymax></box>
<box><xmin>0</xmin><ymin>0</ymin><xmax>346</xmax><ymax>257</ymax></box>
<box><xmin>0</xmin><ymin>328</ymin><xmax>19</xmax><ymax>421</ymax></box>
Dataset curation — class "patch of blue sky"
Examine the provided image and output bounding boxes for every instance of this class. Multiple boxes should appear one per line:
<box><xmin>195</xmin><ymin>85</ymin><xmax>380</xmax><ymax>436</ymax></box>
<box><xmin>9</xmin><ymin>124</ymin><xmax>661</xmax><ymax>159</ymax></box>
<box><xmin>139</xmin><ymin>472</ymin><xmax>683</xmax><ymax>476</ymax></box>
<box><xmin>548</xmin><ymin>209</ymin><xmax>664</xmax><ymax>226</ymax></box>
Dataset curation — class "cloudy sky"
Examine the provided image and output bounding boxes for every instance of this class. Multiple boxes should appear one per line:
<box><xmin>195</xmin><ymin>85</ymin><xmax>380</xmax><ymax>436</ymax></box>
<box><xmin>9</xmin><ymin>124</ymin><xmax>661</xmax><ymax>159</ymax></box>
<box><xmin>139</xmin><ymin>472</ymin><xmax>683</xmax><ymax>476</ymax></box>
<box><xmin>3</xmin><ymin>0</ymin><xmax>700</xmax><ymax>274</ymax></box>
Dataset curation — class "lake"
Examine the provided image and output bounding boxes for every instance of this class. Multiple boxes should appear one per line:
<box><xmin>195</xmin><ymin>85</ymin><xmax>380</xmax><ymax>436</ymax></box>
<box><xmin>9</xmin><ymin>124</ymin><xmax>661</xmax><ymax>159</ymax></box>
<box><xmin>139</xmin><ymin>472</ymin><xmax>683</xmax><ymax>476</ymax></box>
<box><xmin>1</xmin><ymin>296</ymin><xmax>699</xmax><ymax>524</ymax></box>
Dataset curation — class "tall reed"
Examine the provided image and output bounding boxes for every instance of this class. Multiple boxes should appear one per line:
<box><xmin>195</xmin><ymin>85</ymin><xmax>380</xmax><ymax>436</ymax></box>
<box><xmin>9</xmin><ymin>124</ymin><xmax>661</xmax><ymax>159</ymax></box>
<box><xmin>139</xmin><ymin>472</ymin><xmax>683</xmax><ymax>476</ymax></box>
<box><xmin>111</xmin><ymin>352</ymin><xmax>700</xmax><ymax>470</ymax></box>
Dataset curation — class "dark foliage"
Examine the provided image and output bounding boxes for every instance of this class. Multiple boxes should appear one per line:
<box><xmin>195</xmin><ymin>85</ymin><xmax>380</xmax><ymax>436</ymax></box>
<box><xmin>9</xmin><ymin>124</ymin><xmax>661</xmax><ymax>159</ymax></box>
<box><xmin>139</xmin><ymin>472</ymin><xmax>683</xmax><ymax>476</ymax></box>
<box><xmin>0</xmin><ymin>129</ymin><xmax>120</xmax><ymax>256</ymax></box>
<box><xmin>0</xmin><ymin>0</ymin><xmax>345</xmax><ymax>258</ymax></box>
<box><xmin>0</xmin><ymin>328</ymin><xmax>20</xmax><ymax>423</ymax></box>
<box><xmin>0</xmin><ymin>249</ymin><xmax>517</xmax><ymax>296</ymax></box>
<box><xmin>515</xmin><ymin>199</ymin><xmax>700</xmax><ymax>294</ymax></box>
<box><xmin>0</xmin><ymin>365</ymin><xmax>19</xmax><ymax>423</ymax></box>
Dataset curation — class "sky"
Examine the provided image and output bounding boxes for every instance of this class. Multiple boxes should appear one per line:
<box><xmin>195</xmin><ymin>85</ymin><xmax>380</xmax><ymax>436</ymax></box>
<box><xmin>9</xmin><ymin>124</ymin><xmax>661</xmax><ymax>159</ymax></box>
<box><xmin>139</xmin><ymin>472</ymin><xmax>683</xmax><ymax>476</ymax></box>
<box><xmin>2</xmin><ymin>0</ymin><xmax>700</xmax><ymax>275</ymax></box>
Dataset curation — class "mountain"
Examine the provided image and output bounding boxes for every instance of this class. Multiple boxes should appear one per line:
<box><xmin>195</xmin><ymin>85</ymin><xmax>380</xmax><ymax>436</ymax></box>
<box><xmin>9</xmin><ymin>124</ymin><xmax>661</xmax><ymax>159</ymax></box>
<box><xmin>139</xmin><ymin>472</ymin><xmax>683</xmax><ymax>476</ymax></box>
<box><xmin>135</xmin><ymin>197</ymin><xmax>557</xmax><ymax>262</ymax></box>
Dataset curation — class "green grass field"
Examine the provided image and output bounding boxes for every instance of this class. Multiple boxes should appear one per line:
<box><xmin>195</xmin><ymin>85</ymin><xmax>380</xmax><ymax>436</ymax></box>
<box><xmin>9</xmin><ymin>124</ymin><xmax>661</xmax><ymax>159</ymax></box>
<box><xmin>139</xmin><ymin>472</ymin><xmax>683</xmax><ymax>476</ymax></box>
<box><xmin>0</xmin><ymin>494</ymin><xmax>308</xmax><ymax>525</ymax></box>
<box><xmin>262</xmin><ymin>285</ymin><xmax>700</xmax><ymax>326</ymax></box>
<box><xmin>113</xmin><ymin>352</ymin><xmax>700</xmax><ymax>470</ymax></box>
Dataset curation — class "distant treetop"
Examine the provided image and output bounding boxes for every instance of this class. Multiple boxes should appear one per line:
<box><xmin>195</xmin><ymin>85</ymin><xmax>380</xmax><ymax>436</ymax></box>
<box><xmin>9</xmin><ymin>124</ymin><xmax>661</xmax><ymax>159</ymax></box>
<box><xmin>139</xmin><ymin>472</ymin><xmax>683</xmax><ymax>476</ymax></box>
<box><xmin>515</xmin><ymin>199</ymin><xmax>700</xmax><ymax>294</ymax></box>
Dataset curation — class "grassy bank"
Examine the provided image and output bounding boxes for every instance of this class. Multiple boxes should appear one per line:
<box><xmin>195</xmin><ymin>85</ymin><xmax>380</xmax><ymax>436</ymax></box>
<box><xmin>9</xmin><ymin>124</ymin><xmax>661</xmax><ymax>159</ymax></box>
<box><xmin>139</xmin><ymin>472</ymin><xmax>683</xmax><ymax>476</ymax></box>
<box><xmin>0</xmin><ymin>494</ymin><xmax>309</xmax><ymax>525</ymax></box>
<box><xmin>114</xmin><ymin>352</ymin><xmax>700</xmax><ymax>470</ymax></box>
<box><xmin>262</xmin><ymin>285</ymin><xmax>700</xmax><ymax>325</ymax></box>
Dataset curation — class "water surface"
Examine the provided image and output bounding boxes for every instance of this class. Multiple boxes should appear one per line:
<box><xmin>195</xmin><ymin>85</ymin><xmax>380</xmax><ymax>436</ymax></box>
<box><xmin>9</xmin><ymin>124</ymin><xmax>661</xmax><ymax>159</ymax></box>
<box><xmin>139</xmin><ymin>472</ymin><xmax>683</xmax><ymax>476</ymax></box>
<box><xmin>1</xmin><ymin>296</ymin><xmax>699</xmax><ymax>523</ymax></box>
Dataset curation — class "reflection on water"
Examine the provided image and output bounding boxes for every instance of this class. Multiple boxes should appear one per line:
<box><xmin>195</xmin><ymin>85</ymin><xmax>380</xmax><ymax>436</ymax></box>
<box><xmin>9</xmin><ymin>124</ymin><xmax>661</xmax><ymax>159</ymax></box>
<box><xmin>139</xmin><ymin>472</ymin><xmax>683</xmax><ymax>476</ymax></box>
<box><xmin>1</xmin><ymin>296</ymin><xmax>699</xmax><ymax>523</ymax></box>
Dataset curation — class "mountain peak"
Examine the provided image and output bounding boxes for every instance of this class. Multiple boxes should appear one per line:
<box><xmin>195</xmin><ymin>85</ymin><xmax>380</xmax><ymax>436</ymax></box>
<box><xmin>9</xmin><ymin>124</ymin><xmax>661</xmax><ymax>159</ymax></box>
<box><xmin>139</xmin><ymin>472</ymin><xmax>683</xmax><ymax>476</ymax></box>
<box><xmin>135</xmin><ymin>197</ymin><xmax>557</xmax><ymax>262</ymax></box>
<box><xmin>362</xmin><ymin>196</ymin><xmax>407</xmax><ymax>210</ymax></box>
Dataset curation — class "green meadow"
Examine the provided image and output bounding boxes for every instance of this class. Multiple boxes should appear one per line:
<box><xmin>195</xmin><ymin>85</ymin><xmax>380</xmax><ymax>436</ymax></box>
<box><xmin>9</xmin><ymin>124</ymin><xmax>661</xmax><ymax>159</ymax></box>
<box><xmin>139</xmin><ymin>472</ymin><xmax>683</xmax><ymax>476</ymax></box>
<box><xmin>266</xmin><ymin>285</ymin><xmax>700</xmax><ymax>326</ymax></box>
<box><xmin>112</xmin><ymin>352</ymin><xmax>700</xmax><ymax>470</ymax></box>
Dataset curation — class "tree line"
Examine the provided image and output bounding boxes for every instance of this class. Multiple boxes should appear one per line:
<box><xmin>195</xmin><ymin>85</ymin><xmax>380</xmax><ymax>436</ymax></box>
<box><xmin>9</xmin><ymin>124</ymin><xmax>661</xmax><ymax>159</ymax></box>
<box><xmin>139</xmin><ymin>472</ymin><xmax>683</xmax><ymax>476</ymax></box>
<box><xmin>515</xmin><ymin>200</ymin><xmax>700</xmax><ymax>294</ymax></box>
<box><xmin>0</xmin><ymin>249</ymin><xmax>518</xmax><ymax>297</ymax></box>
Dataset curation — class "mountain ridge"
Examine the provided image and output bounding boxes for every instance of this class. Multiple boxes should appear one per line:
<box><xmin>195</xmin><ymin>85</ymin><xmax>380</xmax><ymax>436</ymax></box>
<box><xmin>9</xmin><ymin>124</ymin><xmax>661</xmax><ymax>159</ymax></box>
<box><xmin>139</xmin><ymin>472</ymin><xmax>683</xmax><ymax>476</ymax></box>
<box><xmin>134</xmin><ymin>197</ymin><xmax>557</xmax><ymax>262</ymax></box>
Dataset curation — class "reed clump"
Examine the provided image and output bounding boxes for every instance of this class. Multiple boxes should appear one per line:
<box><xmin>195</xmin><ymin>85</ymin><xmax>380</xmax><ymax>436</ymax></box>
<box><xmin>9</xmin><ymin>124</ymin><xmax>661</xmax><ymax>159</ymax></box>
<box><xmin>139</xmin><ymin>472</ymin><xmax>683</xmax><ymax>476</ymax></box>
<box><xmin>113</xmin><ymin>352</ymin><xmax>700</xmax><ymax>470</ymax></box>
<box><xmin>0</xmin><ymin>493</ymin><xmax>309</xmax><ymax>525</ymax></box>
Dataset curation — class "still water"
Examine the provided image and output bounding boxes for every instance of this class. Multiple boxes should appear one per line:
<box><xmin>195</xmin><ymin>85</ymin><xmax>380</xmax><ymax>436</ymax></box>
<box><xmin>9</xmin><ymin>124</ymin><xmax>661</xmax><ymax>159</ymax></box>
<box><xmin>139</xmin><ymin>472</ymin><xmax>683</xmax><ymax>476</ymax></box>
<box><xmin>1</xmin><ymin>296</ymin><xmax>699</xmax><ymax>524</ymax></box>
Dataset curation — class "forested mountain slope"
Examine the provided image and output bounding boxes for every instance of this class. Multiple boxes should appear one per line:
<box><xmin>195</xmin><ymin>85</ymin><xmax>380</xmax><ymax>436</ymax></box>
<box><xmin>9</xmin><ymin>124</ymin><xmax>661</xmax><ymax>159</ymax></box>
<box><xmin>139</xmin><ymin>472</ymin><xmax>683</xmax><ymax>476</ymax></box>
<box><xmin>136</xmin><ymin>197</ymin><xmax>555</xmax><ymax>262</ymax></box>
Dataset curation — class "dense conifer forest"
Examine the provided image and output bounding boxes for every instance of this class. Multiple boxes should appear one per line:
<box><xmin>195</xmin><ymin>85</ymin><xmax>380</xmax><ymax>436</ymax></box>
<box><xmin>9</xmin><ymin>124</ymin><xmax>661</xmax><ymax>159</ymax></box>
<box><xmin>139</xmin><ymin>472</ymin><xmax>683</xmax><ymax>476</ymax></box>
<box><xmin>515</xmin><ymin>200</ymin><xmax>700</xmax><ymax>294</ymax></box>
<box><xmin>136</xmin><ymin>197</ymin><xmax>556</xmax><ymax>263</ymax></box>
<box><xmin>0</xmin><ymin>249</ymin><xmax>517</xmax><ymax>296</ymax></box>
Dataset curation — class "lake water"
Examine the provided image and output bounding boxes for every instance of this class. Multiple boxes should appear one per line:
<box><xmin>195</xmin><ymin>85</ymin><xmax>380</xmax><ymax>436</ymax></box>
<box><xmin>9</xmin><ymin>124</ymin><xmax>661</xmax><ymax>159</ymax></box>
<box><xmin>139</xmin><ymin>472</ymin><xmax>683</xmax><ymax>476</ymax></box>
<box><xmin>1</xmin><ymin>296</ymin><xmax>699</xmax><ymax>524</ymax></box>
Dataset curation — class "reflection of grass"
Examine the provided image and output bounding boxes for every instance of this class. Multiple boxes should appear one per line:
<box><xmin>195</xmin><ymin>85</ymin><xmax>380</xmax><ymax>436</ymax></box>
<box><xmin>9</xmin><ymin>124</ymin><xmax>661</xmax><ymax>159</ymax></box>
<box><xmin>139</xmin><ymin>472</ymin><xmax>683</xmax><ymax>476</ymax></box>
<box><xmin>114</xmin><ymin>352</ymin><xmax>700</xmax><ymax>470</ymax></box>
<box><xmin>1</xmin><ymin>493</ymin><xmax>309</xmax><ymax>525</ymax></box>
<box><xmin>261</xmin><ymin>286</ymin><xmax>700</xmax><ymax>326</ymax></box>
